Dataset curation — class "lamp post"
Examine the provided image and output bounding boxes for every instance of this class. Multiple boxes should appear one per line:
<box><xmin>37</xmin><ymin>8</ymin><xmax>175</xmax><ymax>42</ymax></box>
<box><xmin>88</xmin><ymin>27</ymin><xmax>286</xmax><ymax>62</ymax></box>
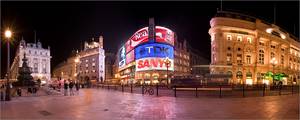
<box><xmin>164</xmin><ymin>57</ymin><xmax>171</xmax><ymax>85</ymax></box>
<box><xmin>270</xmin><ymin>58</ymin><xmax>278</xmax><ymax>85</ymax></box>
<box><xmin>5</xmin><ymin>29</ymin><xmax>12</xmax><ymax>101</ymax></box>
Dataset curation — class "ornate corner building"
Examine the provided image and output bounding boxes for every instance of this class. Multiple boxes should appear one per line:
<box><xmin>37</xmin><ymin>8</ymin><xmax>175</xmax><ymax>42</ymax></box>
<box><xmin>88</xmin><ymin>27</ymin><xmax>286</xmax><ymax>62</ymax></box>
<box><xmin>10</xmin><ymin>38</ymin><xmax>51</xmax><ymax>84</ymax></box>
<box><xmin>209</xmin><ymin>11</ymin><xmax>300</xmax><ymax>85</ymax></box>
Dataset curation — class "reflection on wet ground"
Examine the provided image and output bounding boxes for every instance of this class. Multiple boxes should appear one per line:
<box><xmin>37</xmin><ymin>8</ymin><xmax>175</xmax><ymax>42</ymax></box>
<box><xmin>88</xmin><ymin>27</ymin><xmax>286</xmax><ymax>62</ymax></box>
<box><xmin>1</xmin><ymin>89</ymin><xmax>299</xmax><ymax>119</ymax></box>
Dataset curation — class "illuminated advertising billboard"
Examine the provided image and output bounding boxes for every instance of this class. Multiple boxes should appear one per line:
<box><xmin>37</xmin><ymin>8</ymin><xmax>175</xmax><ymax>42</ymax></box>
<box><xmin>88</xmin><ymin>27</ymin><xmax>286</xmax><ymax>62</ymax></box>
<box><xmin>125</xmin><ymin>26</ymin><xmax>175</xmax><ymax>53</ymax></box>
<box><xmin>155</xmin><ymin>26</ymin><xmax>175</xmax><ymax>46</ymax></box>
<box><xmin>135</xmin><ymin>43</ymin><xmax>174</xmax><ymax>60</ymax></box>
<box><xmin>118</xmin><ymin>46</ymin><xmax>126</xmax><ymax>68</ymax></box>
<box><xmin>126</xmin><ymin>49</ymin><xmax>135</xmax><ymax>64</ymax></box>
<box><xmin>135</xmin><ymin>57</ymin><xmax>174</xmax><ymax>71</ymax></box>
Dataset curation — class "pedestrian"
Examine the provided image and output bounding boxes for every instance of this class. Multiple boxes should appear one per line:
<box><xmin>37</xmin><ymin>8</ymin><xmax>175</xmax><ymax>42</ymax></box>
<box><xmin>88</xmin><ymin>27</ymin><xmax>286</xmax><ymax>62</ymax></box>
<box><xmin>69</xmin><ymin>80</ymin><xmax>74</xmax><ymax>96</ymax></box>
<box><xmin>75</xmin><ymin>81</ymin><xmax>80</xmax><ymax>95</ymax></box>
<box><xmin>64</xmin><ymin>80</ymin><xmax>69</xmax><ymax>96</ymax></box>
<box><xmin>17</xmin><ymin>87</ymin><xmax>22</xmax><ymax>96</ymax></box>
<box><xmin>0</xmin><ymin>84</ymin><xmax>4</xmax><ymax>101</ymax></box>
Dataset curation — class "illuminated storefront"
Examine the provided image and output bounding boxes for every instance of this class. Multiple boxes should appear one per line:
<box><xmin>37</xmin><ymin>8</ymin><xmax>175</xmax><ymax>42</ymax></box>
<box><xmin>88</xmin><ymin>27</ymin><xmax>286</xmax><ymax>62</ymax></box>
<box><xmin>117</xmin><ymin>26</ymin><xmax>175</xmax><ymax>84</ymax></box>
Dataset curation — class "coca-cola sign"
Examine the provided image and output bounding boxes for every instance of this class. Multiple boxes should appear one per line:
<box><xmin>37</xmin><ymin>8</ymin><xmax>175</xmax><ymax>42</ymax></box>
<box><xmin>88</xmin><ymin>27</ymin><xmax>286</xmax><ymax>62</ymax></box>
<box><xmin>125</xmin><ymin>26</ymin><xmax>175</xmax><ymax>53</ymax></box>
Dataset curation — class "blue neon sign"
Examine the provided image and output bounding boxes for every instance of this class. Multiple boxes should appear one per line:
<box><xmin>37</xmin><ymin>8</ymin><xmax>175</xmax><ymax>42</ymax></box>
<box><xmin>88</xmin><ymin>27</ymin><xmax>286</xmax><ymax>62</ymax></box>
<box><xmin>135</xmin><ymin>43</ymin><xmax>174</xmax><ymax>59</ymax></box>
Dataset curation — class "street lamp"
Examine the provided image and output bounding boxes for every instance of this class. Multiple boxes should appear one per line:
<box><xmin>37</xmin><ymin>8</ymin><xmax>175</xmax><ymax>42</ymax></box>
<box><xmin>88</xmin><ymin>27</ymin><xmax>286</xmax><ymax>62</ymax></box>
<box><xmin>5</xmin><ymin>29</ymin><xmax>12</xmax><ymax>101</ymax></box>
<box><xmin>164</xmin><ymin>57</ymin><xmax>171</xmax><ymax>85</ymax></box>
<box><xmin>270</xmin><ymin>58</ymin><xmax>278</xmax><ymax>85</ymax></box>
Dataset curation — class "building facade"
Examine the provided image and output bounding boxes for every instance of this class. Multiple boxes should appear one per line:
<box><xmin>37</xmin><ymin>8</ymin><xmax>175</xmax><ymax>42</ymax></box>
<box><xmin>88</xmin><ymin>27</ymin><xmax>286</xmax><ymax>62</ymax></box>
<box><xmin>76</xmin><ymin>36</ymin><xmax>105</xmax><ymax>84</ymax></box>
<box><xmin>52</xmin><ymin>53</ymin><xmax>77</xmax><ymax>80</ymax></box>
<box><xmin>174</xmin><ymin>38</ymin><xmax>191</xmax><ymax>77</ymax></box>
<box><xmin>209</xmin><ymin>11</ymin><xmax>300</xmax><ymax>85</ymax></box>
<box><xmin>10</xmin><ymin>39</ymin><xmax>51</xmax><ymax>84</ymax></box>
<box><xmin>105</xmin><ymin>52</ymin><xmax>116</xmax><ymax>82</ymax></box>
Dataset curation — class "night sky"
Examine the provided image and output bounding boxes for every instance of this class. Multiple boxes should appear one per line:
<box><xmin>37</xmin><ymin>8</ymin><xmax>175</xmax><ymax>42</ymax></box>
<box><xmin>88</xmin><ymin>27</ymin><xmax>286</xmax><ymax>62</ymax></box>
<box><xmin>1</xmin><ymin>1</ymin><xmax>299</xmax><ymax>78</ymax></box>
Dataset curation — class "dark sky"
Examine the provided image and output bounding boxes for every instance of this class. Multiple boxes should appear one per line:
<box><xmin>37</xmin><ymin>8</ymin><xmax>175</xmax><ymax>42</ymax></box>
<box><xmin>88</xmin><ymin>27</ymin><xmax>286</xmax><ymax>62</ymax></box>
<box><xmin>1</xmin><ymin>1</ymin><xmax>299</xmax><ymax>78</ymax></box>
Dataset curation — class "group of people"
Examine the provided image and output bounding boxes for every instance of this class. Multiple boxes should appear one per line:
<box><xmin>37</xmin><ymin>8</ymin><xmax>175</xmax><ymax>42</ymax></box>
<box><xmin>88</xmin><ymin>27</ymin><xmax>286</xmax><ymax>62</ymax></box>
<box><xmin>63</xmin><ymin>80</ymin><xmax>80</xmax><ymax>96</ymax></box>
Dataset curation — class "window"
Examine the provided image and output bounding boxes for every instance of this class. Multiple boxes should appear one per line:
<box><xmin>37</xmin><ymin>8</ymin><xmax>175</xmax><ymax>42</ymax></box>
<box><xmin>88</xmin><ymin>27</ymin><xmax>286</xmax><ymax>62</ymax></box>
<box><xmin>237</xmin><ymin>54</ymin><xmax>242</xmax><ymax>64</ymax></box>
<box><xmin>227</xmin><ymin>35</ymin><xmax>232</xmax><ymax>41</ymax></box>
<box><xmin>281</xmin><ymin>48</ymin><xmax>285</xmax><ymax>52</ymax></box>
<box><xmin>259</xmin><ymin>50</ymin><xmax>264</xmax><ymax>64</ymax></box>
<box><xmin>271</xmin><ymin>45</ymin><xmax>276</xmax><ymax>49</ymax></box>
<box><xmin>92</xmin><ymin>58</ymin><xmax>95</xmax><ymax>61</ymax></box>
<box><xmin>246</xmin><ymin>55</ymin><xmax>251</xmax><ymax>64</ymax></box>
<box><xmin>237</xmin><ymin>48</ymin><xmax>241</xmax><ymax>51</ymax></box>
<box><xmin>227</xmin><ymin>47</ymin><xmax>231</xmax><ymax>51</ymax></box>
<box><xmin>92</xmin><ymin>63</ymin><xmax>95</xmax><ymax>66</ymax></box>
<box><xmin>237</xmin><ymin>36</ymin><xmax>242</xmax><ymax>42</ymax></box>
<box><xmin>271</xmin><ymin>52</ymin><xmax>275</xmax><ymax>59</ymax></box>
<box><xmin>227</xmin><ymin>53</ymin><xmax>232</xmax><ymax>63</ymax></box>
<box><xmin>281</xmin><ymin>55</ymin><xmax>284</xmax><ymax>65</ymax></box>
<box><xmin>247</xmin><ymin>37</ymin><xmax>252</xmax><ymax>43</ymax></box>
<box><xmin>259</xmin><ymin>42</ymin><xmax>265</xmax><ymax>46</ymax></box>
<box><xmin>85</xmin><ymin>59</ymin><xmax>88</xmax><ymax>63</ymax></box>
<box><xmin>86</xmin><ymin>64</ymin><xmax>88</xmax><ymax>67</ymax></box>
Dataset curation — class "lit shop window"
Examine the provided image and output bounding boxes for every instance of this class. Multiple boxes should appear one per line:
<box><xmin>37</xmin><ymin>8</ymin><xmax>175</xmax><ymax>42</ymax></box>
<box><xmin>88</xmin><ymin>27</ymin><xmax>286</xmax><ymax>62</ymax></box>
<box><xmin>92</xmin><ymin>63</ymin><xmax>95</xmax><ymax>66</ymax></box>
<box><xmin>227</xmin><ymin>35</ymin><xmax>232</xmax><ymax>41</ymax></box>
<box><xmin>237</xmin><ymin>36</ymin><xmax>242</xmax><ymax>42</ymax></box>
<box><xmin>86</xmin><ymin>59</ymin><xmax>89</xmax><ymax>63</ymax></box>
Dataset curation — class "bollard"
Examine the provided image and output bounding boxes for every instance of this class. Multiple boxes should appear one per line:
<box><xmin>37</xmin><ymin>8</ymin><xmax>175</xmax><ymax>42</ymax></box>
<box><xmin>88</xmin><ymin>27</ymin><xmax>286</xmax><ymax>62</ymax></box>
<box><xmin>219</xmin><ymin>85</ymin><xmax>222</xmax><ymax>98</ymax></box>
<box><xmin>115</xmin><ymin>85</ymin><xmax>117</xmax><ymax>90</ymax></box>
<box><xmin>122</xmin><ymin>84</ymin><xmax>124</xmax><ymax>92</ymax></box>
<box><xmin>242</xmin><ymin>84</ymin><xmax>245</xmax><ymax>97</ymax></box>
<box><xmin>263</xmin><ymin>83</ymin><xmax>266</xmax><ymax>97</ymax></box>
<box><xmin>156</xmin><ymin>83</ymin><xmax>158</xmax><ymax>96</ymax></box>
<box><xmin>174</xmin><ymin>85</ymin><xmax>177</xmax><ymax>97</ymax></box>
<box><xmin>142</xmin><ymin>84</ymin><xmax>144</xmax><ymax>95</ymax></box>
<box><xmin>108</xmin><ymin>84</ymin><xmax>110</xmax><ymax>90</ymax></box>
<box><xmin>195</xmin><ymin>87</ymin><xmax>198</xmax><ymax>97</ymax></box>
<box><xmin>130</xmin><ymin>84</ymin><xmax>133</xmax><ymax>93</ymax></box>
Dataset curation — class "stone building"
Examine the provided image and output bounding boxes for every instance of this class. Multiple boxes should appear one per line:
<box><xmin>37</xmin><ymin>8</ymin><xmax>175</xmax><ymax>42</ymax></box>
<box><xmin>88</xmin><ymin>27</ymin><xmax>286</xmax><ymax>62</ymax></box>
<box><xmin>209</xmin><ymin>11</ymin><xmax>300</xmax><ymax>85</ymax></box>
<box><xmin>10</xmin><ymin>38</ymin><xmax>51</xmax><ymax>84</ymax></box>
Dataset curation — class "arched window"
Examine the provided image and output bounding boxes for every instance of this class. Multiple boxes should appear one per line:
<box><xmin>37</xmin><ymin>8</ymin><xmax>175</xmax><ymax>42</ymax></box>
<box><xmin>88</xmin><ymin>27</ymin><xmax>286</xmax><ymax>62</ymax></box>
<box><xmin>271</xmin><ymin>52</ymin><xmax>275</xmax><ymax>59</ymax></box>
<box><xmin>259</xmin><ymin>50</ymin><xmax>264</xmax><ymax>64</ymax></box>
<box><xmin>236</xmin><ymin>71</ymin><xmax>243</xmax><ymax>79</ymax></box>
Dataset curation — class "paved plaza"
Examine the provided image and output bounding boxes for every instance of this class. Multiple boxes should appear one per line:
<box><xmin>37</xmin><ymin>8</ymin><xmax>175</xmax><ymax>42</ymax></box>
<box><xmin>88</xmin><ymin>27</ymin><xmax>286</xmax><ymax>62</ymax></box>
<box><xmin>1</xmin><ymin>88</ymin><xmax>299</xmax><ymax>120</ymax></box>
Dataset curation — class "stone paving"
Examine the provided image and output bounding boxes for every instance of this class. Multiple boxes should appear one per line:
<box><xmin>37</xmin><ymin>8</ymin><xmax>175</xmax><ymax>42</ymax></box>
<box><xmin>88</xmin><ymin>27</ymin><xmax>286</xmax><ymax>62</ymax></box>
<box><xmin>1</xmin><ymin>88</ymin><xmax>299</xmax><ymax>120</ymax></box>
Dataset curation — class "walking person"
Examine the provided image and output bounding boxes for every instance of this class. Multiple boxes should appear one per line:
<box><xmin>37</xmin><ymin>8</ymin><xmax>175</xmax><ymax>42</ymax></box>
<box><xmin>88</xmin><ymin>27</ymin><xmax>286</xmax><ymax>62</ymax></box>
<box><xmin>64</xmin><ymin>80</ymin><xmax>69</xmax><ymax>96</ymax></box>
<box><xmin>0</xmin><ymin>84</ymin><xmax>4</xmax><ymax>101</ymax></box>
<box><xmin>69</xmin><ymin>80</ymin><xmax>74</xmax><ymax>96</ymax></box>
<box><xmin>75</xmin><ymin>81</ymin><xmax>80</xmax><ymax>95</ymax></box>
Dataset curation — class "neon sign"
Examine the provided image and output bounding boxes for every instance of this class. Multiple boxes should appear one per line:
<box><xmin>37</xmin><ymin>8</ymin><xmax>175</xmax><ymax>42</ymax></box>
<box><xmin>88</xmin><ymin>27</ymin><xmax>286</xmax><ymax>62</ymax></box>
<box><xmin>126</xmin><ymin>49</ymin><xmax>135</xmax><ymax>64</ymax></box>
<box><xmin>135</xmin><ymin>57</ymin><xmax>174</xmax><ymax>71</ymax></box>
<box><xmin>135</xmin><ymin>43</ymin><xmax>174</xmax><ymax>59</ymax></box>
<box><xmin>118</xmin><ymin>46</ymin><xmax>126</xmax><ymax>68</ymax></box>
<box><xmin>125</xmin><ymin>26</ymin><xmax>175</xmax><ymax>53</ymax></box>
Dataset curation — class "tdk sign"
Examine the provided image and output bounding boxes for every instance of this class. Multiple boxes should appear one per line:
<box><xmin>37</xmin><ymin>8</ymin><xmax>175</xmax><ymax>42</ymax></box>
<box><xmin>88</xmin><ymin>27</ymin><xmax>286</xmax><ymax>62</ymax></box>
<box><xmin>135</xmin><ymin>43</ymin><xmax>174</xmax><ymax>59</ymax></box>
